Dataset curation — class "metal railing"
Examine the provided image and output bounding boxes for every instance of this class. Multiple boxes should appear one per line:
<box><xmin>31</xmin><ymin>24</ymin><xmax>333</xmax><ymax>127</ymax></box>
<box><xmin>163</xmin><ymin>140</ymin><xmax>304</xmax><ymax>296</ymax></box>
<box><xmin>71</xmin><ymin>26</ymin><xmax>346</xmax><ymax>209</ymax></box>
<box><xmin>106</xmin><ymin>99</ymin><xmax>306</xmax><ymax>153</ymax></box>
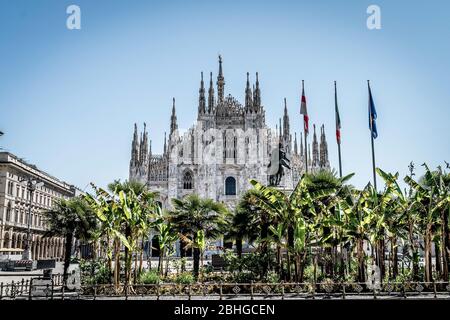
<box><xmin>0</xmin><ymin>273</ymin><xmax>63</xmax><ymax>300</ymax></box>
<box><xmin>1</xmin><ymin>279</ymin><xmax>448</xmax><ymax>300</ymax></box>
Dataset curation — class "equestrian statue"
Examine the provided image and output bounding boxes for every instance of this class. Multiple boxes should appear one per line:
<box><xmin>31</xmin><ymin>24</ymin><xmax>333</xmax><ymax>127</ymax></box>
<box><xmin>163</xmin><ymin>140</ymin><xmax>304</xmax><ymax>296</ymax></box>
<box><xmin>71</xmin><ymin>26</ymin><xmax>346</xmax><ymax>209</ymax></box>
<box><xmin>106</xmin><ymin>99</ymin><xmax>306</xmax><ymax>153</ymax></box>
<box><xmin>267</xmin><ymin>142</ymin><xmax>291</xmax><ymax>186</ymax></box>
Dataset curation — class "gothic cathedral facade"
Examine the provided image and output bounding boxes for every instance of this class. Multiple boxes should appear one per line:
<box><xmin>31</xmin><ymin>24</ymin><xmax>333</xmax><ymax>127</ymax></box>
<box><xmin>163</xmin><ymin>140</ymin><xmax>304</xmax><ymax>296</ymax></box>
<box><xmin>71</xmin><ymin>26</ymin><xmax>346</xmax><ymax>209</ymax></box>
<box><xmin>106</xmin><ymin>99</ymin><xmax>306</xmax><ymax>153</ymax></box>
<box><xmin>129</xmin><ymin>56</ymin><xmax>330</xmax><ymax>209</ymax></box>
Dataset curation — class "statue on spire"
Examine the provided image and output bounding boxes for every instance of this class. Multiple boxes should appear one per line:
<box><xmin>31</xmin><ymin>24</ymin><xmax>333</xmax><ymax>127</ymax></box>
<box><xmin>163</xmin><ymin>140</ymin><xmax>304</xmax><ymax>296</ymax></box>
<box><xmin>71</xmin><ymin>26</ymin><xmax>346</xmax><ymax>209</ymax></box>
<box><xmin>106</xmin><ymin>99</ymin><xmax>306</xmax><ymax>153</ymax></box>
<box><xmin>198</xmin><ymin>72</ymin><xmax>206</xmax><ymax>117</ymax></box>
<box><xmin>217</xmin><ymin>55</ymin><xmax>225</xmax><ymax>103</ymax></box>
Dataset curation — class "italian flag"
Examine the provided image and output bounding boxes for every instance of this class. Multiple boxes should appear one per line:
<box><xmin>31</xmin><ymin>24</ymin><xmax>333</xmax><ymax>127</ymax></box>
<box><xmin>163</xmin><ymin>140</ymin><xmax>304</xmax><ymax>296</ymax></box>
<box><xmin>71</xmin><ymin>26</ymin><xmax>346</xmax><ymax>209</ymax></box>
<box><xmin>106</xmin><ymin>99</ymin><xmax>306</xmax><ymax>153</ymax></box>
<box><xmin>300</xmin><ymin>80</ymin><xmax>309</xmax><ymax>135</ymax></box>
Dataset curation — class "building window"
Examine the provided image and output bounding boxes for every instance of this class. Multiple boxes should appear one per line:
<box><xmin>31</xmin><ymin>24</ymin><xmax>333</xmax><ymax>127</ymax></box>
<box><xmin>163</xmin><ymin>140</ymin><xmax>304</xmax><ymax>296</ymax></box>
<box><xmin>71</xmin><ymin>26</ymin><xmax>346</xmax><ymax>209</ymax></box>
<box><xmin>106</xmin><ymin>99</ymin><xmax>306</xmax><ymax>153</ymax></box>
<box><xmin>7</xmin><ymin>181</ymin><xmax>13</xmax><ymax>195</ymax></box>
<box><xmin>6</xmin><ymin>202</ymin><xmax>12</xmax><ymax>221</ymax></box>
<box><xmin>225</xmin><ymin>177</ymin><xmax>236</xmax><ymax>196</ymax></box>
<box><xmin>183</xmin><ymin>171</ymin><xmax>193</xmax><ymax>190</ymax></box>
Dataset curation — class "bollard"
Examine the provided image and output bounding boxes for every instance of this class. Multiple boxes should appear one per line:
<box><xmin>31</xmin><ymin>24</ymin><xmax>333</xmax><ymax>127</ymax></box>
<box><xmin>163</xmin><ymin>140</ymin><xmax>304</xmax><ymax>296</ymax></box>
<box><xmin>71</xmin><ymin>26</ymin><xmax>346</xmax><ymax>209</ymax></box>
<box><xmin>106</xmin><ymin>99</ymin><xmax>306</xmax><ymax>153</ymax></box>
<box><xmin>0</xmin><ymin>282</ymin><xmax>3</xmax><ymax>300</ymax></box>
<box><xmin>25</xmin><ymin>280</ymin><xmax>29</xmax><ymax>296</ymax></box>
<box><xmin>156</xmin><ymin>283</ymin><xmax>160</xmax><ymax>300</ymax></box>
<box><xmin>250</xmin><ymin>281</ymin><xmax>254</xmax><ymax>300</ymax></box>
<box><xmin>219</xmin><ymin>282</ymin><xmax>223</xmax><ymax>300</ymax></box>
<box><xmin>433</xmin><ymin>281</ymin><xmax>437</xmax><ymax>299</ymax></box>
<box><xmin>342</xmin><ymin>283</ymin><xmax>346</xmax><ymax>300</ymax></box>
<box><xmin>281</xmin><ymin>282</ymin><xmax>285</xmax><ymax>300</ymax></box>
<box><xmin>20</xmin><ymin>279</ymin><xmax>25</xmax><ymax>295</ymax></box>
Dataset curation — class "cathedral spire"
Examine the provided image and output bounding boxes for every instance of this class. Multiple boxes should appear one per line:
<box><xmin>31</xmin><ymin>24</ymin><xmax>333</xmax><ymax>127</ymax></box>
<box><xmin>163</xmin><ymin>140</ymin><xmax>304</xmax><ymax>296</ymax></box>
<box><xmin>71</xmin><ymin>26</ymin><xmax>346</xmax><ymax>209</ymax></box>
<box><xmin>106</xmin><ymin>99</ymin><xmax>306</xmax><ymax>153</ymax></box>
<box><xmin>312</xmin><ymin>124</ymin><xmax>319</xmax><ymax>167</ymax></box>
<box><xmin>253</xmin><ymin>72</ymin><xmax>261</xmax><ymax>109</ymax></box>
<box><xmin>279</xmin><ymin>118</ymin><xmax>282</xmax><ymax>142</ymax></box>
<box><xmin>170</xmin><ymin>98</ymin><xmax>178</xmax><ymax>135</ymax></box>
<box><xmin>217</xmin><ymin>55</ymin><xmax>225</xmax><ymax>103</ymax></box>
<box><xmin>245</xmin><ymin>72</ymin><xmax>253</xmax><ymax>112</ymax></box>
<box><xmin>131</xmin><ymin>123</ymin><xmax>139</xmax><ymax>166</ymax></box>
<box><xmin>198</xmin><ymin>72</ymin><xmax>206</xmax><ymax>117</ymax></box>
<box><xmin>149</xmin><ymin>139</ymin><xmax>152</xmax><ymax>158</ymax></box>
<box><xmin>141</xmin><ymin>122</ymin><xmax>148</xmax><ymax>165</ymax></box>
<box><xmin>319</xmin><ymin>124</ymin><xmax>329</xmax><ymax>168</ymax></box>
<box><xmin>308</xmin><ymin>143</ymin><xmax>312</xmax><ymax>170</ymax></box>
<box><xmin>164</xmin><ymin>131</ymin><xmax>167</xmax><ymax>155</ymax></box>
<box><xmin>283</xmin><ymin>98</ymin><xmax>290</xmax><ymax>151</ymax></box>
<box><xmin>300</xmin><ymin>132</ymin><xmax>304</xmax><ymax>157</ymax></box>
<box><xmin>294</xmin><ymin>132</ymin><xmax>298</xmax><ymax>155</ymax></box>
<box><xmin>208</xmin><ymin>72</ymin><xmax>214</xmax><ymax>113</ymax></box>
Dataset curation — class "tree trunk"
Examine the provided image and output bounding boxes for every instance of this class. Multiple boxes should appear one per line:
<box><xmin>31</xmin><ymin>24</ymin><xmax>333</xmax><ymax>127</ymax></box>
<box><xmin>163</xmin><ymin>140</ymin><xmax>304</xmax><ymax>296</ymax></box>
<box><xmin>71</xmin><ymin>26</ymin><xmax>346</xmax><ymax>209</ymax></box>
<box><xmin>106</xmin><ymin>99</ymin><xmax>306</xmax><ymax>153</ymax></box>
<box><xmin>134</xmin><ymin>249</ymin><xmax>138</xmax><ymax>284</ymax></box>
<box><xmin>442</xmin><ymin>207</ymin><xmax>450</xmax><ymax>281</ymax></box>
<box><xmin>357</xmin><ymin>238</ymin><xmax>366</xmax><ymax>283</ymax></box>
<box><xmin>236</xmin><ymin>237</ymin><xmax>243</xmax><ymax>259</ymax></box>
<box><xmin>408</xmin><ymin>222</ymin><xmax>420</xmax><ymax>280</ymax></box>
<box><xmin>193</xmin><ymin>247</ymin><xmax>200</xmax><ymax>279</ymax></box>
<box><xmin>139</xmin><ymin>238</ymin><xmax>144</xmax><ymax>276</ymax></box>
<box><xmin>424</xmin><ymin>228</ymin><xmax>433</xmax><ymax>283</ymax></box>
<box><xmin>435</xmin><ymin>241</ymin><xmax>441</xmax><ymax>278</ymax></box>
<box><xmin>165</xmin><ymin>252</ymin><xmax>170</xmax><ymax>277</ymax></box>
<box><xmin>63</xmin><ymin>233</ymin><xmax>74</xmax><ymax>286</ymax></box>
<box><xmin>180</xmin><ymin>237</ymin><xmax>187</xmax><ymax>272</ymax></box>
<box><xmin>114</xmin><ymin>238</ymin><xmax>120</xmax><ymax>290</ymax></box>
<box><xmin>392</xmin><ymin>237</ymin><xmax>399</xmax><ymax>279</ymax></box>
<box><xmin>276</xmin><ymin>245</ymin><xmax>281</xmax><ymax>276</ymax></box>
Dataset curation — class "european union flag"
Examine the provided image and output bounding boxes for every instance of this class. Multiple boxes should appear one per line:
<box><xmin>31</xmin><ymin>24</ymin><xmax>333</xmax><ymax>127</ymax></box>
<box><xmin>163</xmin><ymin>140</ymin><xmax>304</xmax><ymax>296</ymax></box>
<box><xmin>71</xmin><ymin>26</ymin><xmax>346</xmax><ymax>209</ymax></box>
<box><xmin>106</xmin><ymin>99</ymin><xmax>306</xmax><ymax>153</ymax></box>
<box><xmin>368</xmin><ymin>81</ymin><xmax>378</xmax><ymax>139</ymax></box>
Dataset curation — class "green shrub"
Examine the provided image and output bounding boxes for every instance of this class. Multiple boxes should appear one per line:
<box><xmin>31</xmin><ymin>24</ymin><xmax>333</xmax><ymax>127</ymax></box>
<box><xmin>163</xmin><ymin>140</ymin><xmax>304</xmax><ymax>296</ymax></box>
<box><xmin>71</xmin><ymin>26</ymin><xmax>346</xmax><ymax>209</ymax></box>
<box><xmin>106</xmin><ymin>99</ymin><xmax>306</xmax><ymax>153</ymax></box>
<box><xmin>264</xmin><ymin>271</ymin><xmax>280</xmax><ymax>283</ymax></box>
<box><xmin>140</xmin><ymin>270</ymin><xmax>160</xmax><ymax>284</ymax></box>
<box><xmin>79</xmin><ymin>258</ymin><xmax>110</xmax><ymax>285</ymax></box>
<box><xmin>232</xmin><ymin>271</ymin><xmax>257</xmax><ymax>283</ymax></box>
<box><xmin>176</xmin><ymin>272</ymin><xmax>194</xmax><ymax>285</ymax></box>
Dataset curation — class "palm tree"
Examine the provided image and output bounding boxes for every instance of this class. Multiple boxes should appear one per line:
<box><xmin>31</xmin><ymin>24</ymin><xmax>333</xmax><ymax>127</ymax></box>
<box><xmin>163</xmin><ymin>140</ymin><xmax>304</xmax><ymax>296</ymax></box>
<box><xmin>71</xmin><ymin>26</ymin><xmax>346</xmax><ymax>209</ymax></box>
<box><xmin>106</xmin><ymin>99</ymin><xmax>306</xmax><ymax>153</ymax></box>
<box><xmin>405</xmin><ymin>163</ymin><xmax>450</xmax><ymax>282</ymax></box>
<box><xmin>85</xmin><ymin>181</ymin><xmax>158</xmax><ymax>289</ymax></box>
<box><xmin>43</xmin><ymin>197</ymin><xmax>97</xmax><ymax>285</ymax></box>
<box><xmin>152</xmin><ymin>205</ymin><xmax>178</xmax><ymax>275</ymax></box>
<box><xmin>227</xmin><ymin>190</ymin><xmax>262</xmax><ymax>258</ymax></box>
<box><xmin>303</xmin><ymin>169</ymin><xmax>354</xmax><ymax>278</ymax></box>
<box><xmin>170</xmin><ymin>194</ymin><xmax>228</xmax><ymax>279</ymax></box>
<box><xmin>250</xmin><ymin>174</ymin><xmax>338</xmax><ymax>282</ymax></box>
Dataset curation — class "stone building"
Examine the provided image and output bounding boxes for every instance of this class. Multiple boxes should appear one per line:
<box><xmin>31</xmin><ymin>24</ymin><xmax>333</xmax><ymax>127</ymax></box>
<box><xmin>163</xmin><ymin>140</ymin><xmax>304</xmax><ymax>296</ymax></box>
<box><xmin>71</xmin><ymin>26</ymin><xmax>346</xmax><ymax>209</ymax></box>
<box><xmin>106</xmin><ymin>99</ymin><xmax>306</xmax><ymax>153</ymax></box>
<box><xmin>129</xmin><ymin>56</ymin><xmax>331</xmax><ymax>210</ymax></box>
<box><xmin>0</xmin><ymin>152</ymin><xmax>79</xmax><ymax>260</ymax></box>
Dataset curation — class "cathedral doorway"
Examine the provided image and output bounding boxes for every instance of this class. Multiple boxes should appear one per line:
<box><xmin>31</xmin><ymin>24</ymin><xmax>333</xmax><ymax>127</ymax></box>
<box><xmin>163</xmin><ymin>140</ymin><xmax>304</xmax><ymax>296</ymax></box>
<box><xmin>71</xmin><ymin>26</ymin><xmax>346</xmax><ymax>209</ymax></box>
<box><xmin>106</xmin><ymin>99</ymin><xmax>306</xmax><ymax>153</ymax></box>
<box><xmin>225</xmin><ymin>177</ymin><xmax>236</xmax><ymax>195</ymax></box>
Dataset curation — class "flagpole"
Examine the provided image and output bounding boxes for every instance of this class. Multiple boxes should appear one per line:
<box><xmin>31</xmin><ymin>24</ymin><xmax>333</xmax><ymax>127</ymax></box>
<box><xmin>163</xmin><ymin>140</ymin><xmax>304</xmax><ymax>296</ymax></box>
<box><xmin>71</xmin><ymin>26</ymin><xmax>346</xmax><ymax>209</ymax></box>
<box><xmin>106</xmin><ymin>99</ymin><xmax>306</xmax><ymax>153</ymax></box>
<box><xmin>368</xmin><ymin>80</ymin><xmax>377</xmax><ymax>191</ymax></box>
<box><xmin>335</xmin><ymin>81</ymin><xmax>343</xmax><ymax>178</ymax></box>
<box><xmin>338</xmin><ymin>140</ymin><xmax>342</xmax><ymax>178</ymax></box>
<box><xmin>302</xmin><ymin>80</ymin><xmax>308</xmax><ymax>174</ymax></box>
<box><xmin>304</xmin><ymin>128</ymin><xmax>308</xmax><ymax>173</ymax></box>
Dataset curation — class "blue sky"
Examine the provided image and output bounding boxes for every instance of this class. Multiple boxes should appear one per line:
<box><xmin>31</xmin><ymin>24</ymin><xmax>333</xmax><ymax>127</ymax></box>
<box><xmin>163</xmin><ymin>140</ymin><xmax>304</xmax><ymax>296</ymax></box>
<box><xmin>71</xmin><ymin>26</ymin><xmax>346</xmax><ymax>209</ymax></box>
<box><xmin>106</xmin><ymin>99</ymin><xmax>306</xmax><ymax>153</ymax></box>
<box><xmin>0</xmin><ymin>0</ymin><xmax>449</xmax><ymax>191</ymax></box>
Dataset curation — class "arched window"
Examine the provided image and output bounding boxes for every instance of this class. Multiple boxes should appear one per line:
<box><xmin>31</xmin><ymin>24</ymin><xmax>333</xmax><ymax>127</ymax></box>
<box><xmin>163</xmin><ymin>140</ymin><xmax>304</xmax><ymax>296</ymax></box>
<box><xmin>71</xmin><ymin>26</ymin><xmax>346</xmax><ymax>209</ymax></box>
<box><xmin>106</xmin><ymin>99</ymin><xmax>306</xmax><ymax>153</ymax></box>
<box><xmin>4</xmin><ymin>232</ymin><xmax>10</xmax><ymax>249</ymax></box>
<box><xmin>183</xmin><ymin>171</ymin><xmax>193</xmax><ymax>189</ymax></box>
<box><xmin>225</xmin><ymin>177</ymin><xmax>236</xmax><ymax>196</ymax></box>
<box><xmin>6</xmin><ymin>202</ymin><xmax>11</xmax><ymax>221</ymax></box>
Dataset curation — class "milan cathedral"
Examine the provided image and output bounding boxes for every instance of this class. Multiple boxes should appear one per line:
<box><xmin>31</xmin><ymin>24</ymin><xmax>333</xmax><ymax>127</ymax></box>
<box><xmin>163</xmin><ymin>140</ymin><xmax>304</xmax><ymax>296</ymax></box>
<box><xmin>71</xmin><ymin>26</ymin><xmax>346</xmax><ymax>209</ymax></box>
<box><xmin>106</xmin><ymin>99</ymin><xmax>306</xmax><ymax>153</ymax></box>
<box><xmin>129</xmin><ymin>56</ymin><xmax>330</xmax><ymax>209</ymax></box>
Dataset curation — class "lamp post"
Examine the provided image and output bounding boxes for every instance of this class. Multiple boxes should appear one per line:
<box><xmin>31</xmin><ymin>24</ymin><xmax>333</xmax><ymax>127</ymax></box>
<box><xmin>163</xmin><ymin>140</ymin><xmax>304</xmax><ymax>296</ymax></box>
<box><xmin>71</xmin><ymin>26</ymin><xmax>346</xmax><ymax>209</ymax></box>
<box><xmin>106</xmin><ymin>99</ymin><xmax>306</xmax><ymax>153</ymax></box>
<box><xmin>20</xmin><ymin>177</ymin><xmax>44</xmax><ymax>260</ymax></box>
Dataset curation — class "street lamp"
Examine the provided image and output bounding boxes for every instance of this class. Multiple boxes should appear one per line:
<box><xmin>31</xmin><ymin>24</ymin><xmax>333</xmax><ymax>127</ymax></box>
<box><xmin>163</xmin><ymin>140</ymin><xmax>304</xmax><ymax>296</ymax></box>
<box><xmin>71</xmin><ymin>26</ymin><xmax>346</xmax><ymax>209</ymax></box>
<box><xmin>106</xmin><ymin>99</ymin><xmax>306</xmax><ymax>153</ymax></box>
<box><xmin>19</xmin><ymin>177</ymin><xmax>44</xmax><ymax>260</ymax></box>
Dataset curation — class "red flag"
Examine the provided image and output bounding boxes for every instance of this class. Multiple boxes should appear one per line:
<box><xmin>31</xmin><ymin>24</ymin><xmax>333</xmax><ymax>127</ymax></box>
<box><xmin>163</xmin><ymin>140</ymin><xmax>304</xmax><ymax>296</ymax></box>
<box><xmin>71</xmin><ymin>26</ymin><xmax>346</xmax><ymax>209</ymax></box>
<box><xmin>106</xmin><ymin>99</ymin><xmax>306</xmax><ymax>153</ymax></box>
<box><xmin>300</xmin><ymin>81</ymin><xmax>309</xmax><ymax>135</ymax></box>
<box><xmin>335</xmin><ymin>81</ymin><xmax>341</xmax><ymax>144</ymax></box>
